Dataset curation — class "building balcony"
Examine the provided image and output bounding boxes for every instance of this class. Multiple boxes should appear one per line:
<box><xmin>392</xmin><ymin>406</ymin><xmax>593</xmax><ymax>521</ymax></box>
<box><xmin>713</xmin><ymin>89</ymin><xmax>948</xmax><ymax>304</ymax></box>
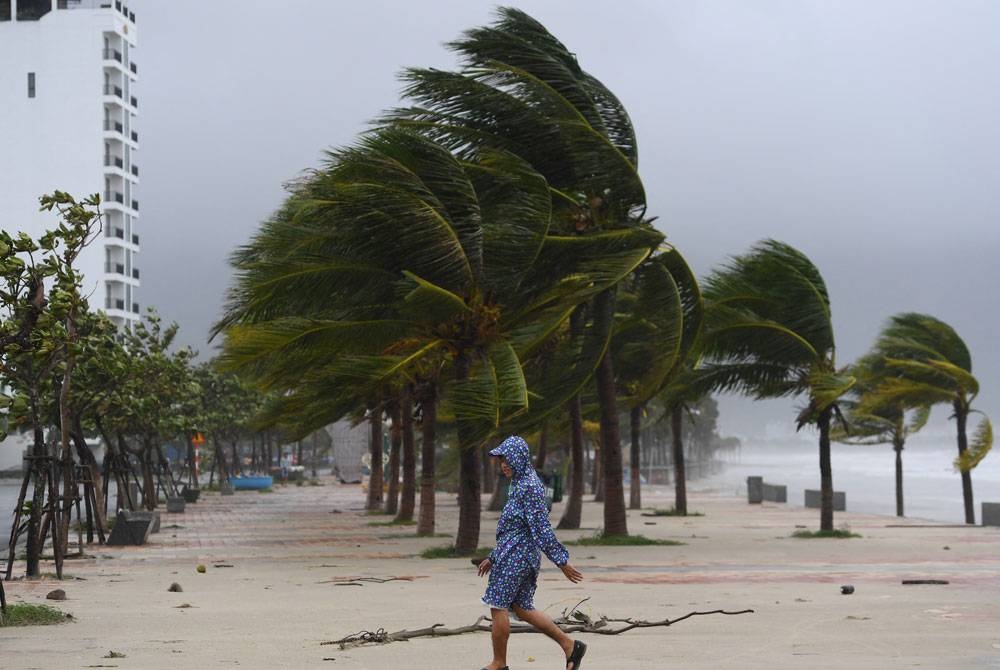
<box><xmin>105</xmin><ymin>297</ymin><xmax>126</xmax><ymax>311</ymax></box>
<box><xmin>103</xmin><ymin>48</ymin><xmax>122</xmax><ymax>63</ymax></box>
<box><xmin>104</xmin><ymin>154</ymin><xmax>124</xmax><ymax>169</ymax></box>
<box><xmin>104</xmin><ymin>190</ymin><xmax>124</xmax><ymax>205</ymax></box>
<box><xmin>105</xmin><ymin>262</ymin><xmax>126</xmax><ymax>275</ymax></box>
<box><xmin>55</xmin><ymin>0</ymin><xmax>135</xmax><ymax>22</ymax></box>
<box><xmin>103</xmin><ymin>119</ymin><xmax>124</xmax><ymax>135</ymax></box>
<box><xmin>104</xmin><ymin>226</ymin><xmax>127</xmax><ymax>247</ymax></box>
<box><xmin>103</xmin><ymin>84</ymin><xmax>123</xmax><ymax>99</ymax></box>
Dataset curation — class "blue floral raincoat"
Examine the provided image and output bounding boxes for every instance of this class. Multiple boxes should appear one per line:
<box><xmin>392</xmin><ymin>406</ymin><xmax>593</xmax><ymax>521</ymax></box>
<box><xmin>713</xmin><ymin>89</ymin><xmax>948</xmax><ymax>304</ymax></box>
<box><xmin>481</xmin><ymin>435</ymin><xmax>569</xmax><ymax>611</ymax></box>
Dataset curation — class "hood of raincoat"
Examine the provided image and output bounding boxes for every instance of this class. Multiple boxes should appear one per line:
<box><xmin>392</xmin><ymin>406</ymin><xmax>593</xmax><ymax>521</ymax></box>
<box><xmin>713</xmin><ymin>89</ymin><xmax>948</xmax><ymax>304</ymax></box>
<box><xmin>489</xmin><ymin>435</ymin><xmax>532</xmax><ymax>480</ymax></box>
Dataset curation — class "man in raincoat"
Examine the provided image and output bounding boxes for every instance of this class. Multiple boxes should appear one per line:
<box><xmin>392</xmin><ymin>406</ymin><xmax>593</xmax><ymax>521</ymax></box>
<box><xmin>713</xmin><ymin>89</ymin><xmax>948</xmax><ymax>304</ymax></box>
<box><xmin>477</xmin><ymin>435</ymin><xmax>587</xmax><ymax>670</ymax></box>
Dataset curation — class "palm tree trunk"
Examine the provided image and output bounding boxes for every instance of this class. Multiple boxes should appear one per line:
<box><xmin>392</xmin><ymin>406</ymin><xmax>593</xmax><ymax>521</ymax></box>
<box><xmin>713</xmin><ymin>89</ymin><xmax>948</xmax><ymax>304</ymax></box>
<box><xmin>386</xmin><ymin>401</ymin><xmax>402</xmax><ymax>516</ymax></box>
<box><xmin>671</xmin><ymin>405</ymin><xmax>688</xmax><ymax>515</ymax></box>
<box><xmin>454</xmin><ymin>355</ymin><xmax>482</xmax><ymax>555</ymax></box>
<box><xmin>629</xmin><ymin>405</ymin><xmax>642</xmax><ymax>509</ymax></box>
<box><xmin>818</xmin><ymin>408</ymin><xmax>834</xmax><ymax>532</ymax></box>
<box><xmin>594</xmin><ymin>288</ymin><xmax>627</xmax><ymax>536</ymax></box>
<box><xmin>482</xmin><ymin>447</ymin><xmax>495</xmax><ymax>495</ymax></box>
<box><xmin>558</xmin><ymin>395</ymin><xmax>585</xmax><ymax>530</ymax></box>
<box><xmin>592</xmin><ymin>441</ymin><xmax>604</xmax><ymax>502</ymax></box>
<box><xmin>396</xmin><ymin>389</ymin><xmax>416</xmax><ymax>523</ymax></box>
<box><xmin>955</xmin><ymin>402</ymin><xmax>975</xmax><ymax>524</ymax></box>
<box><xmin>416</xmin><ymin>391</ymin><xmax>437</xmax><ymax>536</ymax></box>
<box><xmin>597</xmin><ymin>383</ymin><xmax>627</xmax><ymax>527</ymax></box>
<box><xmin>367</xmin><ymin>405</ymin><xmax>384</xmax><ymax>511</ymax></box>
<box><xmin>893</xmin><ymin>436</ymin><xmax>905</xmax><ymax>517</ymax></box>
<box><xmin>534</xmin><ymin>423</ymin><xmax>549</xmax><ymax>470</ymax></box>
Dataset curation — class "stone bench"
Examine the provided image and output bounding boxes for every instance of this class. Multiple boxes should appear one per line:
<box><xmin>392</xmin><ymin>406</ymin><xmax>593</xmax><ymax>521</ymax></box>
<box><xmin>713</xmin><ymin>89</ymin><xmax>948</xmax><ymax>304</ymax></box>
<box><xmin>805</xmin><ymin>489</ymin><xmax>845</xmax><ymax>511</ymax></box>
<box><xmin>763</xmin><ymin>483</ymin><xmax>787</xmax><ymax>503</ymax></box>
<box><xmin>983</xmin><ymin>502</ymin><xmax>1000</xmax><ymax>527</ymax></box>
<box><xmin>747</xmin><ymin>477</ymin><xmax>787</xmax><ymax>504</ymax></box>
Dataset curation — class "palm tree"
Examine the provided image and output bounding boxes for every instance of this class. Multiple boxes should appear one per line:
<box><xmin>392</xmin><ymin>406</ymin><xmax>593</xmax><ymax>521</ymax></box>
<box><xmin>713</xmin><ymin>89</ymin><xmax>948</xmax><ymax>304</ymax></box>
<box><xmin>701</xmin><ymin>240</ymin><xmax>855</xmax><ymax>532</ymax></box>
<box><xmin>860</xmin><ymin>313</ymin><xmax>992</xmax><ymax>524</ymax></box>
<box><xmin>610</xmin><ymin>253</ymin><xmax>686</xmax><ymax>509</ymax></box>
<box><xmin>650</xmin><ymin>250</ymin><xmax>705</xmax><ymax>515</ymax></box>
<box><xmin>216</xmin><ymin>129</ymin><xmax>653</xmax><ymax>553</ymax></box>
<box><xmin>388</xmin><ymin>7</ymin><xmax>658</xmax><ymax>536</ymax></box>
<box><xmin>834</xmin><ymin>354</ymin><xmax>930</xmax><ymax>517</ymax></box>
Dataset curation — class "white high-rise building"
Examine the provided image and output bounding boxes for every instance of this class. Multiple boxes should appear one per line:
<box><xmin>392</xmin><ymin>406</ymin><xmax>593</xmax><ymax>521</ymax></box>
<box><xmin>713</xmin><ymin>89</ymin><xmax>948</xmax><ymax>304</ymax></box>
<box><xmin>0</xmin><ymin>0</ymin><xmax>141</xmax><ymax>329</ymax></box>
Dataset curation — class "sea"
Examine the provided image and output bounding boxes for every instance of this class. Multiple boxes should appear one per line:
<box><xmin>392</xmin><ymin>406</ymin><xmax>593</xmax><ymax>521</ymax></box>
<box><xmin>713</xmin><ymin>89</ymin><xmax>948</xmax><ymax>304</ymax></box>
<box><xmin>695</xmin><ymin>439</ymin><xmax>1000</xmax><ymax>524</ymax></box>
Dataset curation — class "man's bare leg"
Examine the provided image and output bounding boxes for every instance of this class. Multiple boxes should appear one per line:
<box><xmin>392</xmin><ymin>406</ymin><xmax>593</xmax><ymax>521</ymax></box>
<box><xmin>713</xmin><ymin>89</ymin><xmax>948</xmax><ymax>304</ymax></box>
<box><xmin>511</xmin><ymin>605</ymin><xmax>578</xmax><ymax>668</ymax></box>
<box><xmin>486</xmin><ymin>607</ymin><xmax>510</xmax><ymax>670</ymax></box>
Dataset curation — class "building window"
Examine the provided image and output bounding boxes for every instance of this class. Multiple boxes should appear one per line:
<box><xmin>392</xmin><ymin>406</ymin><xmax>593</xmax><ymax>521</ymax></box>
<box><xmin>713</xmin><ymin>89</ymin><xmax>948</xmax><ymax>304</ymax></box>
<box><xmin>17</xmin><ymin>0</ymin><xmax>51</xmax><ymax>21</ymax></box>
<box><xmin>1</xmin><ymin>1</ymin><xmax>11</xmax><ymax>22</ymax></box>
<box><xmin>27</xmin><ymin>73</ymin><xmax>36</xmax><ymax>98</ymax></box>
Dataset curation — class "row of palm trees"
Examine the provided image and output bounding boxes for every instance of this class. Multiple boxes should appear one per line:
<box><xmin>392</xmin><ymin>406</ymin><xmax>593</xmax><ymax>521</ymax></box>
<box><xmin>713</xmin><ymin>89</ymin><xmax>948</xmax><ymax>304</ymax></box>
<box><xmin>214</xmin><ymin>8</ymin><xmax>992</xmax><ymax>549</ymax></box>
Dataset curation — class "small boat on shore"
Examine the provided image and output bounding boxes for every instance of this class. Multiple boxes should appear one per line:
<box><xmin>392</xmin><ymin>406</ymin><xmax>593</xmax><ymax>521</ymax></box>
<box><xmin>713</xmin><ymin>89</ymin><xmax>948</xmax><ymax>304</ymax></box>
<box><xmin>230</xmin><ymin>475</ymin><xmax>273</xmax><ymax>490</ymax></box>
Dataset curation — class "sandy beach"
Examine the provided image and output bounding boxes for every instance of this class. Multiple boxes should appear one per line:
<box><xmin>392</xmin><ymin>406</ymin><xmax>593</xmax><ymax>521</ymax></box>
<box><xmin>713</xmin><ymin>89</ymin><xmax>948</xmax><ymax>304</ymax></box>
<box><xmin>2</xmin><ymin>479</ymin><xmax>998</xmax><ymax>669</ymax></box>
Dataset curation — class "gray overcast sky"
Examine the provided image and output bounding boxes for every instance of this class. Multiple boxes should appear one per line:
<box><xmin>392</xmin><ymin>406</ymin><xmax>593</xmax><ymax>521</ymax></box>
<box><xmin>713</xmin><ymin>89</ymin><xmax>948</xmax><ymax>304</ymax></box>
<box><xmin>129</xmin><ymin>0</ymin><xmax>999</xmax><ymax>440</ymax></box>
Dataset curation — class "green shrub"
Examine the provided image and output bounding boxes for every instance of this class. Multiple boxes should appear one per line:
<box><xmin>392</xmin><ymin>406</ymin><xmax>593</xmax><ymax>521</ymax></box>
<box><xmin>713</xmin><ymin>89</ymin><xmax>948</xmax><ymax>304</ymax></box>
<box><xmin>567</xmin><ymin>532</ymin><xmax>684</xmax><ymax>547</ymax></box>
<box><xmin>421</xmin><ymin>545</ymin><xmax>492</xmax><ymax>559</ymax></box>
<box><xmin>0</xmin><ymin>603</ymin><xmax>70</xmax><ymax>627</ymax></box>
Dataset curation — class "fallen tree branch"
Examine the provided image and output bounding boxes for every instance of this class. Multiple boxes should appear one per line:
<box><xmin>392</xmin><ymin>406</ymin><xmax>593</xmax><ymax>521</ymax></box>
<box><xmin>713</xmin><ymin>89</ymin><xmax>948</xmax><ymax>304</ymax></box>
<box><xmin>322</xmin><ymin>603</ymin><xmax>755</xmax><ymax>649</ymax></box>
<box><xmin>317</xmin><ymin>576</ymin><xmax>426</xmax><ymax>585</ymax></box>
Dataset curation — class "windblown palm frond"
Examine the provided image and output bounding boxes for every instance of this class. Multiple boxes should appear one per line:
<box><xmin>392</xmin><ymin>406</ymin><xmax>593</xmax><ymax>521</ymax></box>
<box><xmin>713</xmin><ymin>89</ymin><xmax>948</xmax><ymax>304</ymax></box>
<box><xmin>956</xmin><ymin>417</ymin><xmax>993</xmax><ymax>472</ymax></box>
<box><xmin>700</xmin><ymin>239</ymin><xmax>847</xmax><ymax>407</ymax></box>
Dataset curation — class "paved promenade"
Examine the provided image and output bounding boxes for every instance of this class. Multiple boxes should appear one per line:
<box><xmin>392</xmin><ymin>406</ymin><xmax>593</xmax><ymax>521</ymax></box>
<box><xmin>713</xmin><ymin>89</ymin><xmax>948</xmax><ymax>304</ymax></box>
<box><xmin>2</xmin><ymin>477</ymin><xmax>999</xmax><ymax>669</ymax></box>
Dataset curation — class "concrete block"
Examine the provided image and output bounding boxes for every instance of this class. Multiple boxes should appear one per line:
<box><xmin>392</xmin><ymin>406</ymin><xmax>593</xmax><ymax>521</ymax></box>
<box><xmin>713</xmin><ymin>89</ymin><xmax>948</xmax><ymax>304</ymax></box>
<box><xmin>805</xmin><ymin>489</ymin><xmax>845</xmax><ymax>511</ymax></box>
<box><xmin>747</xmin><ymin>476</ymin><xmax>763</xmax><ymax>504</ymax></box>
<box><xmin>166</xmin><ymin>497</ymin><xmax>186</xmax><ymax>513</ymax></box>
<box><xmin>982</xmin><ymin>502</ymin><xmax>1000</xmax><ymax>527</ymax></box>
<box><xmin>763</xmin><ymin>483</ymin><xmax>787</xmax><ymax>503</ymax></box>
<box><xmin>181</xmin><ymin>486</ymin><xmax>200</xmax><ymax>503</ymax></box>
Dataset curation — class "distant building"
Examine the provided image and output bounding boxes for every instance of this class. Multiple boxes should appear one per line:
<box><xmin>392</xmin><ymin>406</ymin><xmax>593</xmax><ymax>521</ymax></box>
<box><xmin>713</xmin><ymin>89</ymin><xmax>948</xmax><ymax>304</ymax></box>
<box><xmin>0</xmin><ymin>0</ymin><xmax>142</xmax><ymax>329</ymax></box>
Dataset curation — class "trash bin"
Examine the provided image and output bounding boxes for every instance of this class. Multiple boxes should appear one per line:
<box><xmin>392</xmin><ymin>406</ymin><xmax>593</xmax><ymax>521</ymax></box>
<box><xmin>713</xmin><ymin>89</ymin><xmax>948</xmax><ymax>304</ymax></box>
<box><xmin>550</xmin><ymin>472</ymin><xmax>563</xmax><ymax>503</ymax></box>
<box><xmin>536</xmin><ymin>470</ymin><xmax>554</xmax><ymax>510</ymax></box>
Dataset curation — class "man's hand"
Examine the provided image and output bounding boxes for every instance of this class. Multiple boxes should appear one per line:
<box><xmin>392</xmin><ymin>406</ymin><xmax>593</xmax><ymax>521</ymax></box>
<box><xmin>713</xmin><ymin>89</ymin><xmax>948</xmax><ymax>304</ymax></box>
<box><xmin>560</xmin><ymin>563</ymin><xmax>583</xmax><ymax>583</ymax></box>
<box><xmin>477</xmin><ymin>557</ymin><xmax>492</xmax><ymax>577</ymax></box>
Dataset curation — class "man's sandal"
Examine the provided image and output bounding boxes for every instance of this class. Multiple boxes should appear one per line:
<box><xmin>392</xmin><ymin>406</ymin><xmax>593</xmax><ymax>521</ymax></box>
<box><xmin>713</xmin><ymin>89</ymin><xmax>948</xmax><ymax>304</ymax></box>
<box><xmin>566</xmin><ymin>640</ymin><xmax>587</xmax><ymax>669</ymax></box>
